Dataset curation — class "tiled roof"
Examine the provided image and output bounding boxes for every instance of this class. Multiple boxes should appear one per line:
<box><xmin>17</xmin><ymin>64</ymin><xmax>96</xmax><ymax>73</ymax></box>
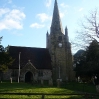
<box><xmin>8</xmin><ymin>46</ymin><xmax>52</xmax><ymax>70</ymax></box>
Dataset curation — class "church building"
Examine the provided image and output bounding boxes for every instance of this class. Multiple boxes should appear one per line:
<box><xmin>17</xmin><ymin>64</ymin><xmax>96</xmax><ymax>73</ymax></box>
<box><xmin>3</xmin><ymin>0</ymin><xmax>75</xmax><ymax>84</ymax></box>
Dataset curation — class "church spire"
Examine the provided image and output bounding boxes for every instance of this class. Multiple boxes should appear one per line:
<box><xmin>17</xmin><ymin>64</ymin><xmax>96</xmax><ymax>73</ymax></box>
<box><xmin>51</xmin><ymin>0</ymin><xmax>63</xmax><ymax>34</ymax></box>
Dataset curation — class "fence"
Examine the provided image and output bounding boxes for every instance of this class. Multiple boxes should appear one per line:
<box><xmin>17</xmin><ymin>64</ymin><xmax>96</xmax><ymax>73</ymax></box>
<box><xmin>0</xmin><ymin>93</ymin><xmax>99</xmax><ymax>99</ymax></box>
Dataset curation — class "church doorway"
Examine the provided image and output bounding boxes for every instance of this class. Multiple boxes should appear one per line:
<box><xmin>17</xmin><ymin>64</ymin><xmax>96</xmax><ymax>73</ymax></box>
<box><xmin>25</xmin><ymin>71</ymin><xmax>33</xmax><ymax>82</ymax></box>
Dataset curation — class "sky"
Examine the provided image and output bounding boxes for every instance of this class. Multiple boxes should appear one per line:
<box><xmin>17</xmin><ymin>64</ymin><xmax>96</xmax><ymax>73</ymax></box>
<box><xmin>0</xmin><ymin>0</ymin><xmax>99</xmax><ymax>54</ymax></box>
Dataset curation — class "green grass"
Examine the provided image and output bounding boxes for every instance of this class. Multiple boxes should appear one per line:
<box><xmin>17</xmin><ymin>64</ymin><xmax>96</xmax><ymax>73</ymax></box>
<box><xmin>0</xmin><ymin>82</ymin><xmax>98</xmax><ymax>98</ymax></box>
<box><xmin>62</xmin><ymin>82</ymin><xmax>96</xmax><ymax>93</ymax></box>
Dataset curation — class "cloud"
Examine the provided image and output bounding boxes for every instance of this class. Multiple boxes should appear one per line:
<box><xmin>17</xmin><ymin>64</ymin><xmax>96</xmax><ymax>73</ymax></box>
<box><xmin>0</xmin><ymin>8</ymin><xmax>25</xmax><ymax>31</ymax></box>
<box><xmin>60</xmin><ymin>3</ymin><xmax>69</xmax><ymax>8</ymax></box>
<box><xmin>59</xmin><ymin>3</ymin><xmax>69</xmax><ymax>19</ymax></box>
<box><xmin>79</xmin><ymin>8</ymin><xmax>84</xmax><ymax>12</ymax></box>
<box><xmin>60</xmin><ymin>12</ymin><xmax>65</xmax><ymax>18</ymax></box>
<box><xmin>0</xmin><ymin>8</ymin><xmax>10</xmax><ymax>17</ymax></box>
<box><xmin>30</xmin><ymin>23</ymin><xmax>45</xmax><ymax>28</ymax></box>
<box><xmin>37</xmin><ymin>13</ymin><xmax>51</xmax><ymax>23</ymax></box>
<box><xmin>45</xmin><ymin>0</ymin><xmax>52</xmax><ymax>7</ymax></box>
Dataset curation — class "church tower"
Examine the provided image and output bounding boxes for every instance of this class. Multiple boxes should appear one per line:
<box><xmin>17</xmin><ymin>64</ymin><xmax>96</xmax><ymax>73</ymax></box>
<box><xmin>46</xmin><ymin>0</ymin><xmax>74</xmax><ymax>82</ymax></box>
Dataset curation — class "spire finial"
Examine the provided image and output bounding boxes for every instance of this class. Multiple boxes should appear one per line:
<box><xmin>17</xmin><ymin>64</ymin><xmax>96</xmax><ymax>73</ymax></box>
<box><xmin>55</xmin><ymin>0</ymin><xmax>57</xmax><ymax>4</ymax></box>
<box><xmin>65</xmin><ymin>26</ymin><xmax>69</xmax><ymax>42</ymax></box>
<box><xmin>65</xmin><ymin>26</ymin><xmax>67</xmax><ymax>30</ymax></box>
<box><xmin>65</xmin><ymin>26</ymin><xmax>68</xmax><ymax>33</ymax></box>
<box><xmin>47</xmin><ymin>31</ymin><xmax>49</xmax><ymax>35</ymax></box>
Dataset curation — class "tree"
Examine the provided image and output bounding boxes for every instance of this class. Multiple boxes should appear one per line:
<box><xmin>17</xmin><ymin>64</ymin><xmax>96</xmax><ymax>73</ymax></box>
<box><xmin>85</xmin><ymin>40</ymin><xmax>99</xmax><ymax>74</ymax></box>
<box><xmin>74</xmin><ymin>40</ymin><xmax>99</xmax><ymax>81</ymax></box>
<box><xmin>0</xmin><ymin>37</ymin><xmax>14</xmax><ymax>81</ymax></box>
<box><xmin>74</xmin><ymin>50</ymin><xmax>86</xmax><ymax>77</ymax></box>
<box><xmin>83</xmin><ymin>9</ymin><xmax>99</xmax><ymax>38</ymax></box>
<box><xmin>0</xmin><ymin>36</ymin><xmax>3</xmax><ymax>44</ymax></box>
<box><xmin>72</xmin><ymin>9</ymin><xmax>99</xmax><ymax>51</ymax></box>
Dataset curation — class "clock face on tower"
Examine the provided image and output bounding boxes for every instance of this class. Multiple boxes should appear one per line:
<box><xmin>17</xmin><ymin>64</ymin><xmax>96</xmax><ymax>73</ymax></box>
<box><xmin>58</xmin><ymin>43</ymin><xmax>62</xmax><ymax>47</ymax></box>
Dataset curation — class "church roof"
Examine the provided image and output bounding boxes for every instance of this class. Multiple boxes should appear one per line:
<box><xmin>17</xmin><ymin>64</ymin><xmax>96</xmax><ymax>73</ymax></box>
<box><xmin>8</xmin><ymin>46</ymin><xmax>52</xmax><ymax>70</ymax></box>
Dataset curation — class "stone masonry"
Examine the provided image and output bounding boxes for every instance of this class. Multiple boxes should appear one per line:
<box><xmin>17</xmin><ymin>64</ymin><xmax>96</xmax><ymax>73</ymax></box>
<box><xmin>46</xmin><ymin>0</ymin><xmax>75</xmax><ymax>82</ymax></box>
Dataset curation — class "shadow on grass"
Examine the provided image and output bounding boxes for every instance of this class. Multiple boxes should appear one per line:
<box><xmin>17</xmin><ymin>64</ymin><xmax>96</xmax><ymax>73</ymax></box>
<box><xmin>61</xmin><ymin>82</ymin><xmax>96</xmax><ymax>93</ymax></box>
<box><xmin>0</xmin><ymin>82</ymin><xmax>97</xmax><ymax>93</ymax></box>
<box><xmin>0</xmin><ymin>82</ymin><xmax>98</xmax><ymax>99</ymax></box>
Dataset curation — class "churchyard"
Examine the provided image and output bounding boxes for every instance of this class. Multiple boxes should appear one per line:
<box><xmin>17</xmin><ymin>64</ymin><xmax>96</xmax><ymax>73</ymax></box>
<box><xmin>0</xmin><ymin>82</ymin><xmax>99</xmax><ymax>99</ymax></box>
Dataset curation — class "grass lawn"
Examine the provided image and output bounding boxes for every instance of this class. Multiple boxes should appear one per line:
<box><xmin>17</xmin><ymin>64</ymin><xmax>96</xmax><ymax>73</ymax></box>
<box><xmin>0</xmin><ymin>82</ymin><xmax>98</xmax><ymax>98</ymax></box>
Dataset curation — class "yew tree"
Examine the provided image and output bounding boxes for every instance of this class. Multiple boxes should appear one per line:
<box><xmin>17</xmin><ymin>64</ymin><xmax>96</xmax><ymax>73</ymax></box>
<box><xmin>0</xmin><ymin>37</ymin><xmax>14</xmax><ymax>81</ymax></box>
<box><xmin>74</xmin><ymin>40</ymin><xmax>99</xmax><ymax>78</ymax></box>
<box><xmin>85</xmin><ymin>40</ymin><xmax>99</xmax><ymax>74</ymax></box>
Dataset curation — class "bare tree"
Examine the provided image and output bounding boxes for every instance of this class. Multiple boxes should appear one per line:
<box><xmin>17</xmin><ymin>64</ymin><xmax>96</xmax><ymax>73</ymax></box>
<box><xmin>72</xmin><ymin>8</ymin><xmax>99</xmax><ymax>51</ymax></box>
<box><xmin>82</xmin><ymin>9</ymin><xmax>99</xmax><ymax>38</ymax></box>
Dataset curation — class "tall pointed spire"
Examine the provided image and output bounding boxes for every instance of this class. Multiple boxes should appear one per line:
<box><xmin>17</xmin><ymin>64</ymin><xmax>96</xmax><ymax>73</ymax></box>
<box><xmin>51</xmin><ymin>0</ymin><xmax>63</xmax><ymax>34</ymax></box>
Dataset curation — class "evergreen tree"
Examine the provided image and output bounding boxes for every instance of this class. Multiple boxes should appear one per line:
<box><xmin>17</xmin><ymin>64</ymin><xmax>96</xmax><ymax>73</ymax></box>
<box><xmin>74</xmin><ymin>50</ymin><xmax>86</xmax><ymax>77</ymax></box>
<box><xmin>0</xmin><ymin>36</ymin><xmax>3</xmax><ymax>44</ymax></box>
<box><xmin>0</xmin><ymin>37</ymin><xmax>14</xmax><ymax>81</ymax></box>
<box><xmin>74</xmin><ymin>40</ymin><xmax>99</xmax><ymax>80</ymax></box>
<box><xmin>85</xmin><ymin>40</ymin><xmax>99</xmax><ymax>74</ymax></box>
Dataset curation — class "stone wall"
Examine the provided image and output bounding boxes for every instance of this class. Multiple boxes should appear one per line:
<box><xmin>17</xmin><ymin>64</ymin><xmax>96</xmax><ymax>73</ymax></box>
<box><xmin>3</xmin><ymin>69</ymin><xmax>18</xmax><ymax>81</ymax></box>
<box><xmin>2</xmin><ymin>68</ymin><xmax>52</xmax><ymax>83</ymax></box>
<box><xmin>38</xmin><ymin>69</ymin><xmax>52</xmax><ymax>80</ymax></box>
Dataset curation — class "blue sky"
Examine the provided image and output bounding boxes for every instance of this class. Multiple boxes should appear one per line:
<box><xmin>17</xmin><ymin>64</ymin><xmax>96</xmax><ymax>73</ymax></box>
<box><xmin>0</xmin><ymin>0</ymin><xmax>99</xmax><ymax>53</ymax></box>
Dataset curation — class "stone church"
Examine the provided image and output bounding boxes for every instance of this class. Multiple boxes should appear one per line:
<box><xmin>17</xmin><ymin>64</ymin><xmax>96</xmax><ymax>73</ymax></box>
<box><xmin>3</xmin><ymin>0</ymin><xmax>74</xmax><ymax>84</ymax></box>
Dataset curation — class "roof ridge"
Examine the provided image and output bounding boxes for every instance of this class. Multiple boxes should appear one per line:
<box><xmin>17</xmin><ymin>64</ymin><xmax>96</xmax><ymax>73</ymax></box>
<box><xmin>9</xmin><ymin>45</ymin><xmax>47</xmax><ymax>49</ymax></box>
